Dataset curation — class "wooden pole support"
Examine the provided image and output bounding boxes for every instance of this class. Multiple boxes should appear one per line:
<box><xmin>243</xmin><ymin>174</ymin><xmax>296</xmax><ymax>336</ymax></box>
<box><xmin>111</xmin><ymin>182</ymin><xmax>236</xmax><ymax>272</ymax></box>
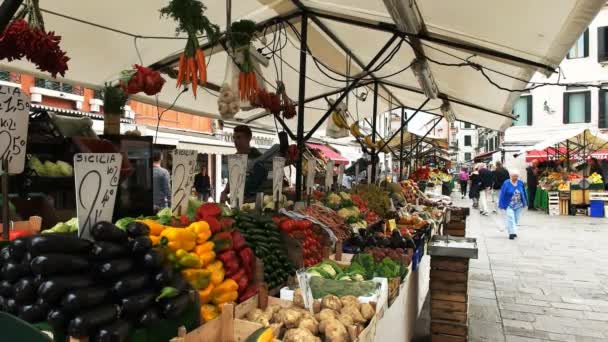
<box><xmin>220</xmin><ymin>303</ymin><xmax>235</xmax><ymax>342</ymax></box>
<box><xmin>335</xmin><ymin>240</ymin><xmax>343</xmax><ymax>261</ymax></box>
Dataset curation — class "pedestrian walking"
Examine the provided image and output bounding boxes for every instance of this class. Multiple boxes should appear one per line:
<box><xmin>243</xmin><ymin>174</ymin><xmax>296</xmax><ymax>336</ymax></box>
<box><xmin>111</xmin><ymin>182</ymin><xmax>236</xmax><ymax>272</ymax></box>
<box><xmin>194</xmin><ymin>165</ymin><xmax>212</xmax><ymax>202</ymax></box>
<box><xmin>458</xmin><ymin>167</ymin><xmax>469</xmax><ymax>199</ymax></box>
<box><xmin>526</xmin><ymin>160</ymin><xmax>539</xmax><ymax>210</ymax></box>
<box><xmin>469</xmin><ymin>166</ymin><xmax>481</xmax><ymax>209</ymax></box>
<box><xmin>498</xmin><ymin>170</ymin><xmax>528</xmax><ymax>240</ymax></box>
<box><xmin>478</xmin><ymin>163</ymin><xmax>494</xmax><ymax>216</ymax></box>
<box><xmin>152</xmin><ymin>150</ymin><xmax>171</xmax><ymax>212</ymax></box>
<box><xmin>492</xmin><ymin>161</ymin><xmax>510</xmax><ymax>212</ymax></box>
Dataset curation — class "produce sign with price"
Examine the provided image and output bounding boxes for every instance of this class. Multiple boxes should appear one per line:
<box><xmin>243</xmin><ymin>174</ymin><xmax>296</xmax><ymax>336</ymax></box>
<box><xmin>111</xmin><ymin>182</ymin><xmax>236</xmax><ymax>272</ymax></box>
<box><xmin>74</xmin><ymin>153</ymin><xmax>122</xmax><ymax>240</ymax></box>
<box><xmin>171</xmin><ymin>149</ymin><xmax>197</xmax><ymax>215</ymax></box>
<box><xmin>0</xmin><ymin>85</ymin><xmax>29</xmax><ymax>174</ymax></box>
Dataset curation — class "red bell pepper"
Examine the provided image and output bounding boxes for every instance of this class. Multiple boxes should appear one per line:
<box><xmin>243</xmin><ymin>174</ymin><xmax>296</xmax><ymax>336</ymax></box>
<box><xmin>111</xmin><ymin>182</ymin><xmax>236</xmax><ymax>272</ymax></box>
<box><xmin>197</xmin><ymin>203</ymin><xmax>222</xmax><ymax>218</ymax></box>
<box><xmin>238</xmin><ymin>247</ymin><xmax>254</xmax><ymax>278</ymax></box>
<box><xmin>205</xmin><ymin>216</ymin><xmax>221</xmax><ymax>234</ymax></box>
<box><xmin>217</xmin><ymin>250</ymin><xmax>240</xmax><ymax>277</ymax></box>
<box><xmin>212</xmin><ymin>231</ymin><xmax>233</xmax><ymax>252</ymax></box>
<box><xmin>230</xmin><ymin>269</ymin><xmax>249</xmax><ymax>292</ymax></box>
<box><xmin>0</xmin><ymin>230</ymin><xmax>32</xmax><ymax>241</ymax></box>
<box><xmin>239</xmin><ymin>284</ymin><xmax>258</xmax><ymax>303</ymax></box>
<box><xmin>232</xmin><ymin>231</ymin><xmax>247</xmax><ymax>251</ymax></box>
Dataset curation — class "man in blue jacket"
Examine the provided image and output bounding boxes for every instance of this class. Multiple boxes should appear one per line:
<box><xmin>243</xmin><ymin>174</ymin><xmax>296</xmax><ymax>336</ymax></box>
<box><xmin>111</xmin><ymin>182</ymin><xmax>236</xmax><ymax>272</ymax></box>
<box><xmin>498</xmin><ymin>170</ymin><xmax>528</xmax><ymax>240</ymax></box>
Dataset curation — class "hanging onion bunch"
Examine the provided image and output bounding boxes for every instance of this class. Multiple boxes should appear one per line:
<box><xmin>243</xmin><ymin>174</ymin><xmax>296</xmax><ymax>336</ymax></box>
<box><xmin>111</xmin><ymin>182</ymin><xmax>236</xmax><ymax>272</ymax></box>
<box><xmin>160</xmin><ymin>0</ymin><xmax>219</xmax><ymax>98</ymax></box>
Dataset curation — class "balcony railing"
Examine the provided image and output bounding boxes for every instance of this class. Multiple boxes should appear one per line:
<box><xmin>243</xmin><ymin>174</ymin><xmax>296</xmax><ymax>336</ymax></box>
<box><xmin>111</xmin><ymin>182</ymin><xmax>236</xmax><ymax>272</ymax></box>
<box><xmin>34</xmin><ymin>78</ymin><xmax>83</xmax><ymax>95</ymax></box>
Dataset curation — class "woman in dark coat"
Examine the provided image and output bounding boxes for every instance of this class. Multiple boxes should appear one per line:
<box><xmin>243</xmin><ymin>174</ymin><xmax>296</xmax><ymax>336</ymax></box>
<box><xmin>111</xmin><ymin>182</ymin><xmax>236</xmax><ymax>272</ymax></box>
<box><xmin>469</xmin><ymin>166</ymin><xmax>481</xmax><ymax>208</ymax></box>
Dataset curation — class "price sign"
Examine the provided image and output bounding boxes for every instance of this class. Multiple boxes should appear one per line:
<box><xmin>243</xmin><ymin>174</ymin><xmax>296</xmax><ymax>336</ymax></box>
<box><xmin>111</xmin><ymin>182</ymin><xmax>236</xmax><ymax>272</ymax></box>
<box><xmin>228</xmin><ymin>154</ymin><xmax>248</xmax><ymax>208</ymax></box>
<box><xmin>74</xmin><ymin>153</ymin><xmax>122</xmax><ymax>240</ymax></box>
<box><xmin>272</xmin><ymin>157</ymin><xmax>285</xmax><ymax>203</ymax></box>
<box><xmin>171</xmin><ymin>149</ymin><xmax>197</xmax><ymax>215</ymax></box>
<box><xmin>325</xmin><ymin>160</ymin><xmax>334</xmax><ymax>189</ymax></box>
<box><xmin>337</xmin><ymin>164</ymin><xmax>344</xmax><ymax>188</ymax></box>
<box><xmin>306</xmin><ymin>157</ymin><xmax>316</xmax><ymax>195</ymax></box>
<box><xmin>388</xmin><ymin>219</ymin><xmax>397</xmax><ymax>231</ymax></box>
<box><xmin>0</xmin><ymin>86</ymin><xmax>29</xmax><ymax>174</ymax></box>
<box><xmin>367</xmin><ymin>165</ymin><xmax>372</xmax><ymax>184</ymax></box>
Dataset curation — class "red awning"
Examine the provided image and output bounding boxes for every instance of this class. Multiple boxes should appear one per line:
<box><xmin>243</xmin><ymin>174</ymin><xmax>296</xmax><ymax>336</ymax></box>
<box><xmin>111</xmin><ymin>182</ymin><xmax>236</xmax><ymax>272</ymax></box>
<box><xmin>306</xmin><ymin>143</ymin><xmax>349</xmax><ymax>165</ymax></box>
<box><xmin>525</xmin><ymin>147</ymin><xmax>608</xmax><ymax>162</ymax></box>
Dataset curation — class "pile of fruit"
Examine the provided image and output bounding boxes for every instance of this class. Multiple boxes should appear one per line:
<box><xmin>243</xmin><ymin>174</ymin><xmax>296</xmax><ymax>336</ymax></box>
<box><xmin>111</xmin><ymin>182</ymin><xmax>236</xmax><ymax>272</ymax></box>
<box><xmin>275</xmin><ymin>217</ymin><xmax>324</xmax><ymax>267</ymax></box>
<box><xmin>28</xmin><ymin>156</ymin><xmax>73</xmax><ymax>177</ymax></box>
<box><xmin>400</xmin><ymin>180</ymin><xmax>420</xmax><ymax>203</ymax></box>
<box><xmin>588</xmin><ymin>172</ymin><xmax>603</xmax><ymax>184</ymax></box>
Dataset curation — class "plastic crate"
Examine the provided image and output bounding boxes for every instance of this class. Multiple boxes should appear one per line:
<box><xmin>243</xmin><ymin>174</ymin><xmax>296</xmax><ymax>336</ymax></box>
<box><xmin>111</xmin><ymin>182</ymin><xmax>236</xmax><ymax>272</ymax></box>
<box><xmin>590</xmin><ymin>201</ymin><xmax>605</xmax><ymax>217</ymax></box>
<box><xmin>412</xmin><ymin>241</ymin><xmax>424</xmax><ymax>272</ymax></box>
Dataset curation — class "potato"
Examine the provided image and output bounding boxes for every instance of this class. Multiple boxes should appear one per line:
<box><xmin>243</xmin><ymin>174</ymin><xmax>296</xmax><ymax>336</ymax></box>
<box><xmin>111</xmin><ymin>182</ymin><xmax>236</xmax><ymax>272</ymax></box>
<box><xmin>315</xmin><ymin>308</ymin><xmax>337</xmax><ymax>322</ymax></box>
<box><xmin>246</xmin><ymin>309</ymin><xmax>265</xmax><ymax>322</ymax></box>
<box><xmin>293</xmin><ymin>288</ymin><xmax>306</xmax><ymax>308</ymax></box>
<box><xmin>360</xmin><ymin>303</ymin><xmax>375</xmax><ymax>321</ymax></box>
<box><xmin>283</xmin><ymin>328</ymin><xmax>321</xmax><ymax>342</ymax></box>
<box><xmin>324</xmin><ymin>319</ymin><xmax>349</xmax><ymax>342</ymax></box>
<box><xmin>265</xmin><ymin>304</ymin><xmax>282</xmax><ymax>318</ymax></box>
<box><xmin>340</xmin><ymin>305</ymin><xmax>365</xmax><ymax>324</ymax></box>
<box><xmin>337</xmin><ymin>313</ymin><xmax>354</xmax><ymax>327</ymax></box>
<box><xmin>298</xmin><ymin>317</ymin><xmax>319</xmax><ymax>335</ymax></box>
<box><xmin>322</xmin><ymin>295</ymin><xmax>343</xmax><ymax>311</ymax></box>
<box><xmin>312</xmin><ymin>300</ymin><xmax>322</xmax><ymax>314</ymax></box>
<box><xmin>254</xmin><ymin>316</ymin><xmax>270</xmax><ymax>327</ymax></box>
<box><xmin>318</xmin><ymin>317</ymin><xmax>336</xmax><ymax>334</ymax></box>
<box><xmin>340</xmin><ymin>295</ymin><xmax>359</xmax><ymax>309</ymax></box>
<box><xmin>274</xmin><ymin>308</ymin><xmax>303</xmax><ymax>328</ymax></box>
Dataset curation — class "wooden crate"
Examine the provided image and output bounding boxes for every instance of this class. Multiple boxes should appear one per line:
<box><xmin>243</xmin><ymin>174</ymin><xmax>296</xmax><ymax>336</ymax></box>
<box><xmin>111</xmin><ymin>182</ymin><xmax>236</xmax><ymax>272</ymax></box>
<box><xmin>431</xmin><ymin>320</ymin><xmax>468</xmax><ymax>337</ymax></box>
<box><xmin>431</xmin><ymin>334</ymin><xmax>468</xmax><ymax>342</ymax></box>
<box><xmin>430</xmin><ymin>256</ymin><xmax>470</xmax><ymax>326</ymax></box>
<box><xmin>559</xmin><ymin>199</ymin><xmax>569</xmax><ymax>215</ymax></box>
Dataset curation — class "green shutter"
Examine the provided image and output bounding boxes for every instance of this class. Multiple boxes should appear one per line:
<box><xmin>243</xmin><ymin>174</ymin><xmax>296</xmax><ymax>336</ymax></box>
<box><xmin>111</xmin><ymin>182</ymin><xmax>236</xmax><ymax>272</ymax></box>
<box><xmin>600</xmin><ymin>90</ymin><xmax>607</xmax><ymax>129</ymax></box>
<box><xmin>585</xmin><ymin>91</ymin><xmax>591</xmax><ymax>123</ymax></box>
<box><xmin>526</xmin><ymin>96</ymin><xmax>533</xmax><ymax>125</ymax></box>
<box><xmin>563</xmin><ymin>93</ymin><xmax>569</xmax><ymax>124</ymax></box>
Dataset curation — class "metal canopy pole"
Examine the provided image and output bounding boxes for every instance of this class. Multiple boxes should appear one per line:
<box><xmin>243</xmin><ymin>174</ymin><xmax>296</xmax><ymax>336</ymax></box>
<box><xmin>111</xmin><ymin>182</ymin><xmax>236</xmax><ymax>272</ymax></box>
<box><xmin>0</xmin><ymin>0</ymin><xmax>23</xmax><ymax>33</ymax></box>
<box><xmin>303</xmin><ymin>35</ymin><xmax>398</xmax><ymax>141</ymax></box>
<box><xmin>404</xmin><ymin>118</ymin><xmax>442</xmax><ymax>160</ymax></box>
<box><xmin>377</xmin><ymin>98</ymin><xmax>429</xmax><ymax>152</ymax></box>
<box><xmin>363</xmin><ymin>118</ymin><xmax>398</xmax><ymax>158</ymax></box>
<box><xmin>371</xmin><ymin>82</ymin><xmax>379</xmax><ymax>183</ymax></box>
<box><xmin>295</xmin><ymin>13</ymin><xmax>308</xmax><ymax>201</ymax></box>
<box><xmin>399</xmin><ymin>107</ymin><xmax>405</xmax><ymax>181</ymax></box>
<box><xmin>304</xmin><ymin>80</ymin><xmax>374</xmax><ymax>104</ymax></box>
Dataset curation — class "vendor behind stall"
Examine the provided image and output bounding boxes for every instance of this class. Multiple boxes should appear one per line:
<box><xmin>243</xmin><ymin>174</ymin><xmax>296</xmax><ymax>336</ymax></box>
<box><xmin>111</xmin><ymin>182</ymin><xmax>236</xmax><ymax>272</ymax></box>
<box><xmin>220</xmin><ymin>125</ymin><xmax>272</xmax><ymax>203</ymax></box>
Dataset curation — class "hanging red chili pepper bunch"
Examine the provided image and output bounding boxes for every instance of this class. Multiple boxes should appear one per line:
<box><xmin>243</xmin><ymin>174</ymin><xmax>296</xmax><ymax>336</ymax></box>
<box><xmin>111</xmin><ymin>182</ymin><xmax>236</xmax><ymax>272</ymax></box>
<box><xmin>160</xmin><ymin>0</ymin><xmax>219</xmax><ymax>98</ymax></box>
<box><xmin>277</xmin><ymin>81</ymin><xmax>297</xmax><ymax>119</ymax></box>
<box><xmin>253</xmin><ymin>85</ymin><xmax>297</xmax><ymax>120</ymax></box>
<box><xmin>286</xmin><ymin>145</ymin><xmax>299</xmax><ymax>163</ymax></box>
<box><xmin>0</xmin><ymin>1</ymin><xmax>69</xmax><ymax>78</ymax></box>
<box><xmin>119</xmin><ymin>64</ymin><xmax>166</xmax><ymax>96</ymax></box>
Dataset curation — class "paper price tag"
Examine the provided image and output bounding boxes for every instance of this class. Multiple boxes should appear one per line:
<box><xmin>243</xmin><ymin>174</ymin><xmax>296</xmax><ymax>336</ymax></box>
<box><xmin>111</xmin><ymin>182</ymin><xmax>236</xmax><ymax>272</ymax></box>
<box><xmin>228</xmin><ymin>154</ymin><xmax>248</xmax><ymax>208</ymax></box>
<box><xmin>325</xmin><ymin>160</ymin><xmax>334</xmax><ymax>189</ymax></box>
<box><xmin>272</xmin><ymin>157</ymin><xmax>285</xmax><ymax>203</ymax></box>
<box><xmin>0</xmin><ymin>86</ymin><xmax>29</xmax><ymax>174</ymax></box>
<box><xmin>171</xmin><ymin>149</ymin><xmax>197</xmax><ymax>215</ymax></box>
<box><xmin>388</xmin><ymin>219</ymin><xmax>397</xmax><ymax>231</ymax></box>
<box><xmin>337</xmin><ymin>164</ymin><xmax>344</xmax><ymax>187</ymax></box>
<box><xmin>306</xmin><ymin>157</ymin><xmax>316</xmax><ymax>195</ymax></box>
<box><xmin>74</xmin><ymin>153</ymin><xmax>122</xmax><ymax>240</ymax></box>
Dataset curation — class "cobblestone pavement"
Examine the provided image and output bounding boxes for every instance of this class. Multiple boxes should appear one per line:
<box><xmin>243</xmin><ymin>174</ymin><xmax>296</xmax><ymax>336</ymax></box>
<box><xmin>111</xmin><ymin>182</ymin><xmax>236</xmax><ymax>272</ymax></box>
<box><xmin>464</xmin><ymin>198</ymin><xmax>608</xmax><ymax>342</ymax></box>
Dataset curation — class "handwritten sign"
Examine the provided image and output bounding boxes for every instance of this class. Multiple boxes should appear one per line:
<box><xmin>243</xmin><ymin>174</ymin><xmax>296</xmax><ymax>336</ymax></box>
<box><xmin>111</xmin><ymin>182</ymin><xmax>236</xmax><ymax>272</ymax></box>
<box><xmin>228</xmin><ymin>154</ymin><xmax>247</xmax><ymax>208</ymax></box>
<box><xmin>0</xmin><ymin>86</ymin><xmax>29</xmax><ymax>174</ymax></box>
<box><xmin>306</xmin><ymin>157</ymin><xmax>316</xmax><ymax>195</ymax></box>
<box><xmin>337</xmin><ymin>164</ymin><xmax>344</xmax><ymax>188</ymax></box>
<box><xmin>272</xmin><ymin>157</ymin><xmax>285</xmax><ymax>203</ymax></box>
<box><xmin>74</xmin><ymin>153</ymin><xmax>122</xmax><ymax>240</ymax></box>
<box><xmin>325</xmin><ymin>160</ymin><xmax>334</xmax><ymax>189</ymax></box>
<box><xmin>171</xmin><ymin>149</ymin><xmax>197</xmax><ymax>215</ymax></box>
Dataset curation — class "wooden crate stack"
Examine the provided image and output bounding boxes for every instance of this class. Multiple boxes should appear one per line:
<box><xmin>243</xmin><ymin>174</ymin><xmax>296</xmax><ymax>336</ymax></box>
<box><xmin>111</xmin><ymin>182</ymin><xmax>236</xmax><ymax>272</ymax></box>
<box><xmin>430</xmin><ymin>256</ymin><xmax>470</xmax><ymax>342</ymax></box>
<box><xmin>444</xmin><ymin>208</ymin><xmax>468</xmax><ymax>237</ymax></box>
<box><xmin>548</xmin><ymin>191</ymin><xmax>560</xmax><ymax>216</ymax></box>
<box><xmin>559</xmin><ymin>191</ymin><xmax>570</xmax><ymax>216</ymax></box>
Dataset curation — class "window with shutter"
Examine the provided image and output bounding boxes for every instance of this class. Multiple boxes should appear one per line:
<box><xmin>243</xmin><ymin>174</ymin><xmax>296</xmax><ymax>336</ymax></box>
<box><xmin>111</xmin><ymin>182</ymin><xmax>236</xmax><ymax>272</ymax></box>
<box><xmin>564</xmin><ymin>91</ymin><xmax>591</xmax><ymax>124</ymax></box>
<box><xmin>512</xmin><ymin>96</ymin><xmax>532</xmax><ymax>126</ymax></box>
<box><xmin>568</xmin><ymin>29</ymin><xmax>589</xmax><ymax>59</ymax></box>
<box><xmin>600</xmin><ymin>89</ymin><xmax>608</xmax><ymax>128</ymax></box>
<box><xmin>464</xmin><ymin>136</ymin><xmax>471</xmax><ymax>146</ymax></box>
<box><xmin>598</xmin><ymin>27</ymin><xmax>608</xmax><ymax>63</ymax></box>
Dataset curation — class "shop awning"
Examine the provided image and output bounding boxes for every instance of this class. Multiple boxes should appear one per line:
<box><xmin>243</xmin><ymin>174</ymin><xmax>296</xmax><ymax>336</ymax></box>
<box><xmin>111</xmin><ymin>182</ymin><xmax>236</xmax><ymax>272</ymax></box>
<box><xmin>306</xmin><ymin>143</ymin><xmax>349</xmax><ymax>164</ymax></box>
<box><xmin>519</xmin><ymin>128</ymin><xmax>608</xmax><ymax>159</ymax></box>
<box><xmin>1</xmin><ymin>1</ymin><xmax>603</xmax><ymax>132</ymax></box>
<box><xmin>177</xmin><ymin>141</ymin><xmax>236</xmax><ymax>155</ymax></box>
<box><xmin>474</xmin><ymin>150</ymin><xmax>499</xmax><ymax>162</ymax></box>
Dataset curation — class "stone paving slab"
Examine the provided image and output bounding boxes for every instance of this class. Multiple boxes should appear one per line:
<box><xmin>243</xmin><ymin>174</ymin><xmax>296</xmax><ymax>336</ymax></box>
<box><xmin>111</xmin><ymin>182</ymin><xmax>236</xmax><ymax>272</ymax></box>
<box><xmin>460</xmin><ymin>197</ymin><xmax>608</xmax><ymax>342</ymax></box>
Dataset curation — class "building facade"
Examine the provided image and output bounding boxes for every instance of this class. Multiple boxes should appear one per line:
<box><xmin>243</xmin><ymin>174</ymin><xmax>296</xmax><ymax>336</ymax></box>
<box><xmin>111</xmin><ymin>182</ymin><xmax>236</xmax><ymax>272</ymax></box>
<box><xmin>452</xmin><ymin>121</ymin><xmax>479</xmax><ymax>164</ymax></box>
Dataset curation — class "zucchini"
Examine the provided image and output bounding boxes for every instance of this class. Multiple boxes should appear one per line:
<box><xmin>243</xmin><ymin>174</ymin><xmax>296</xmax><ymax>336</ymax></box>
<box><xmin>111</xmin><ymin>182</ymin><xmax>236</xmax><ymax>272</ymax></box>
<box><xmin>38</xmin><ymin>275</ymin><xmax>94</xmax><ymax>304</ymax></box>
<box><xmin>29</xmin><ymin>234</ymin><xmax>92</xmax><ymax>257</ymax></box>
<box><xmin>61</xmin><ymin>287</ymin><xmax>109</xmax><ymax>313</ymax></box>
<box><xmin>68</xmin><ymin>304</ymin><xmax>119</xmax><ymax>338</ymax></box>
<box><xmin>30</xmin><ymin>254</ymin><xmax>89</xmax><ymax>276</ymax></box>
<box><xmin>245</xmin><ymin>327</ymin><xmax>274</xmax><ymax>342</ymax></box>
<box><xmin>13</xmin><ymin>277</ymin><xmax>37</xmax><ymax>304</ymax></box>
<box><xmin>91</xmin><ymin>221</ymin><xmax>128</xmax><ymax>243</ymax></box>
<box><xmin>111</xmin><ymin>273</ymin><xmax>149</xmax><ymax>298</ymax></box>
<box><xmin>97</xmin><ymin>258</ymin><xmax>134</xmax><ymax>279</ymax></box>
<box><xmin>120</xmin><ymin>291</ymin><xmax>156</xmax><ymax>318</ymax></box>
<box><xmin>90</xmin><ymin>242</ymin><xmax>129</xmax><ymax>261</ymax></box>
<box><xmin>93</xmin><ymin>320</ymin><xmax>132</xmax><ymax>342</ymax></box>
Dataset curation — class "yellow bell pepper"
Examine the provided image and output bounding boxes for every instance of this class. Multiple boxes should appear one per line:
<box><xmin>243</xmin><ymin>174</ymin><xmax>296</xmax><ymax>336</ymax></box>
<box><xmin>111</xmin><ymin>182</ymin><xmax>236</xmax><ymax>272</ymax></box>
<box><xmin>181</xmin><ymin>269</ymin><xmax>211</xmax><ymax>289</ymax></box>
<box><xmin>149</xmin><ymin>235</ymin><xmax>161</xmax><ymax>246</ymax></box>
<box><xmin>175</xmin><ymin>249</ymin><xmax>188</xmax><ymax>259</ymax></box>
<box><xmin>195</xmin><ymin>241</ymin><xmax>214</xmax><ymax>255</ymax></box>
<box><xmin>207</xmin><ymin>260</ymin><xmax>223</xmax><ymax>272</ymax></box>
<box><xmin>201</xmin><ymin>304</ymin><xmax>220</xmax><ymax>322</ymax></box>
<box><xmin>209</xmin><ymin>266</ymin><xmax>224</xmax><ymax>286</ymax></box>
<box><xmin>179</xmin><ymin>252</ymin><xmax>202</xmax><ymax>269</ymax></box>
<box><xmin>198</xmin><ymin>283</ymin><xmax>214</xmax><ymax>304</ymax></box>
<box><xmin>139</xmin><ymin>219</ymin><xmax>165</xmax><ymax>235</ymax></box>
<box><xmin>199</xmin><ymin>251</ymin><xmax>215</xmax><ymax>268</ymax></box>
<box><xmin>212</xmin><ymin>279</ymin><xmax>239</xmax><ymax>305</ymax></box>
<box><xmin>188</xmin><ymin>221</ymin><xmax>212</xmax><ymax>245</ymax></box>
<box><xmin>160</xmin><ymin>227</ymin><xmax>196</xmax><ymax>252</ymax></box>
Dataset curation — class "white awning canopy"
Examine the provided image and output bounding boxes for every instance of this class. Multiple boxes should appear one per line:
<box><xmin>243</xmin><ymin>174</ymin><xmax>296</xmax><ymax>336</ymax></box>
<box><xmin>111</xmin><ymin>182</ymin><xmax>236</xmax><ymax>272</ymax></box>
<box><xmin>2</xmin><ymin>0</ymin><xmax>604</xmax><ymax>133</ymax></box>
<box><xmin>517</xmin><ymin>128</ymin><xmax>608</xmax><ymax>156</ymax></box>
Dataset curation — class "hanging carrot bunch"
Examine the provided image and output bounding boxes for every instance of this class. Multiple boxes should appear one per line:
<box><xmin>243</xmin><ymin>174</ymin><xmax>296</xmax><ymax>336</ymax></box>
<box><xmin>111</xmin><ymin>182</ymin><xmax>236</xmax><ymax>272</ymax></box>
<box><xmin>160</xmin><ymin>0</ymin><xmax>219</xmax><ymax>98</ymax></box>
<box><xmin>230</xmin><ymin>20</ymin><xmax>259</xmax><ymax>103</ymax></box>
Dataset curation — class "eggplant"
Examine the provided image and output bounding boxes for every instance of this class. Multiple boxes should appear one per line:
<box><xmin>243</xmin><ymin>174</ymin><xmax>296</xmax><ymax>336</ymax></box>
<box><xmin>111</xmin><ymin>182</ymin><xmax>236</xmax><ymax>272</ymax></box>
<box><xmin>68</xmin><ymin>305</ymin><xmax>119</xmax><ymax>338</ymax></box>
<box><xmin>92</xmin><ymin>320</ymin><xmax>132</xmax><ymax>342</ymax></box>
<box><xmin>358</xmin><ymin>228</ymin><xmax>369</xmax><ymax>238</ymax></box>
<box><xmin>1</xmin><ymin>262</ymin><xmax>29</xmax><ymax>282</ymax></box>
<box><xmin>97</xmin><ymin>259</ymin><xmax>134</xmax><ymax>279</ymax></box>
<box><xmin>128</xmin><ymin>236</ymin><xmax>152</xmax><ymax>254</ymax></box>
<box><xmin>138</xmin><ymin>307</ymin><xmax>161</xmax><ymax>328</ymax></box>
<box><xmin>29</xmin><ymin>234</ymin><xmax>92</xmax><ymax>257</ymax></box>
<box><xmin>8</xmin><ymin>237</ymin><xmax>30</xmax><ymax>261</ymax></box>
<box><xmin>0</xmin><ymin>296</ymin><xmax>5</xmax><ymax>311</ymax></box>
<box><xmin>139</xmin><ymin>249</ymin><xmax>164</xmax><ymax>270</ymax></box>
<box><xmin>159</xmin><ymin>292</ymin><xmax>191</xmax><ymax>319</ymax></box>
<box><xmin>5</xmin><ymin>298</ymin><xmax>17</xmax><ymax>314</ymax></box>
<box><xmin>18</xmin><ymin>303</ymin><xmax>48</xmax><ymax>323</ymax></box>
<box><xmin>38</xmin><ymin>275</ymin><xmax>94</xmax><ymax>304</ymax></box>
<box><xmin>170</xmin><ymin>275</ymin><xmax>189</xmax><ymax>292</ymax></box>
<box><xmin>366</xmin><ymin>236</ymin><xmax>379</xmax><ymax>247</ymax></box>
<box><xmin>48</xmin><ymin>309</ymin><xmax>70</xmax><ymax>332</ymax></box>
<box><xmin>14</xmin><ymin>277</ymin><xmax>37</xmax><ymax>304</ymax></box>
<box><xmin>153</xmin><ymin>267</ymin><xmax>173</xmax><ymax>288</ymax></box>
<box><xmin>120</xmin><ymin>291</ymin><xmax>156</xmax><ymax>318</ymax></box>
<box><xmin>380</xmin><ymin>237</ymin><xmax>391</xmax><ymax>248</ymax></box>
<box><xmin>0</xmin><ymin>246</ymin><xmax>15</xmax><ymax>263</ymax></box>
<box><xmin>0</xmin><ymin>280</ymin><xmax>13</xmax><ymax>297</ymax></box>
<box><xmin>111</xmin><ymin>273</ymin><xmax>148</xmax><ymax>298</ymax></box>
<box><xmin>126</xmin><ymin>221</ymin><xmax>150</xmax><ymax>238</ymax></box>
<box><xmin>90</xmin><ymin>242</ymin><xmax>129</xmax><ymax>261</ymax></box>
<box><xmin>91</xmin><ymin>222</ymin><xmax>127</xmax><ymax>243</ymax></box>
<box><xmin>61</xmin><ymin>287</ymin><xmax>109</xmax><ymax>314</ymax></box>
<box><xmin>30</xmin><ymin>254</ymin><xmax>89</xmax><ymax>276</ymax></box>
